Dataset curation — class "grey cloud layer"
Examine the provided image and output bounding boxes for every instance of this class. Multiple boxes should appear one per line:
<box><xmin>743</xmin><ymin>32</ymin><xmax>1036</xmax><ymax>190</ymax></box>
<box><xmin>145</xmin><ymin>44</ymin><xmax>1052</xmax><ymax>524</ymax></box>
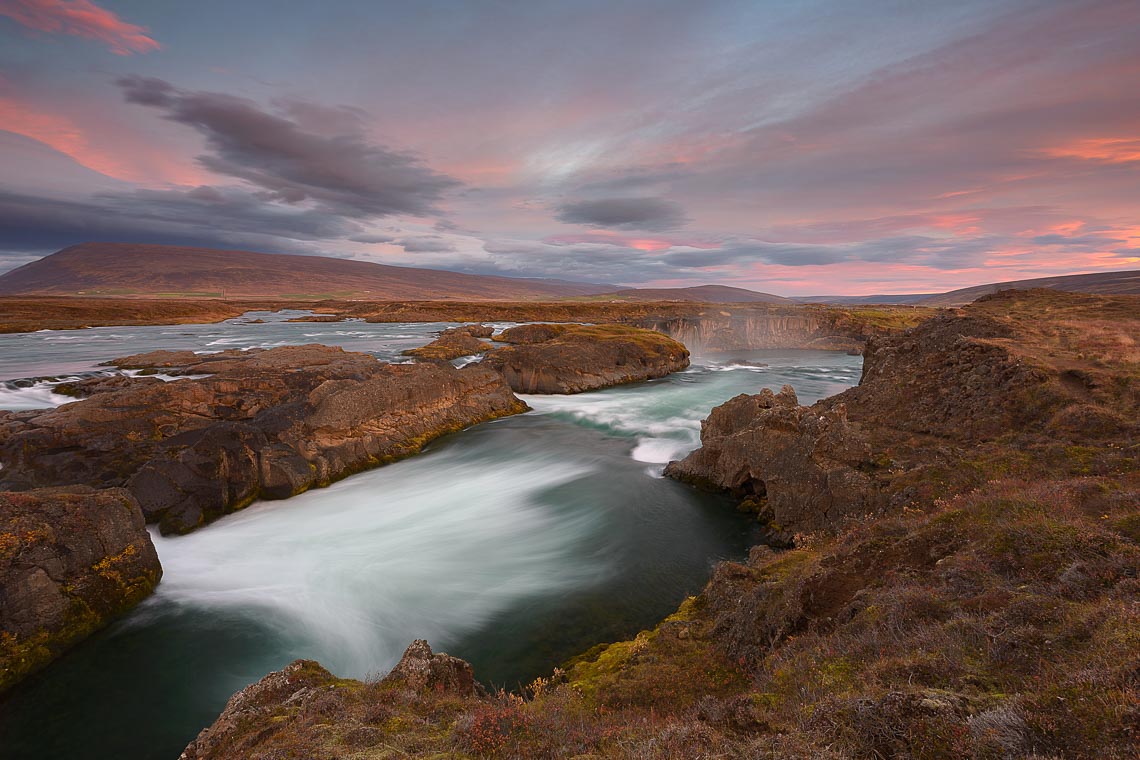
<box><xmin>555</xmin><ymin>197</ymin><xmax>687</xmax><ymax>231</ymax></box>
<box><xmin>117</xmin><ymin>76</ymin><xmax>460</xmax><ymax>218</ymax></box>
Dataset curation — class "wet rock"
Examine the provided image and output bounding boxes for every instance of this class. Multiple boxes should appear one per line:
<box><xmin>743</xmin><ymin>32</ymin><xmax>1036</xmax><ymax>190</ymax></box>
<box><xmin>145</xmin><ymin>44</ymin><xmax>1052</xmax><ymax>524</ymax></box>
<box><xmin>0</xmin><ymin>486</ymin><xmax>161</xmax><ymax>692</ymax></box>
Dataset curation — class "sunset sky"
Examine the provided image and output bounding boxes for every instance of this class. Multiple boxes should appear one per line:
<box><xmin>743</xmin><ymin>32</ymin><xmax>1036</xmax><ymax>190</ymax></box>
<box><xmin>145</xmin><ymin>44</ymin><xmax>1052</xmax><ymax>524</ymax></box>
<box><xmin>1</xmin><ymin>0</ymin><xmax>1138</xmax><ymax>295</ymax></box>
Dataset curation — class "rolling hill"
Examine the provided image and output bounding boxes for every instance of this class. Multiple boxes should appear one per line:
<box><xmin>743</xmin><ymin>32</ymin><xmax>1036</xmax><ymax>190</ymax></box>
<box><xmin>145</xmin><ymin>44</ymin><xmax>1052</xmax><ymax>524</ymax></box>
<box><xmin>0</xmin><ymin>243</ymin><xmax>615</xmax><ymax>300</ymax></box>
<box><xmin>912</xmin><ymin>269</ymin><xmax>1140</xmax><ymax>306</ymax></box>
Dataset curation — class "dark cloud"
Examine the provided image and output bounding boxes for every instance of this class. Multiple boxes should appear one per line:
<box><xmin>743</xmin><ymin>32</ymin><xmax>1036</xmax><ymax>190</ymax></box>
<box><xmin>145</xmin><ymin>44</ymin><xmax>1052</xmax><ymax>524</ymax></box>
<box><xmin>664</xmin><ymin>235</ymin><xmax>1001</xmax><ymax>270</ymax></box>
<box><xmin>0</xmin><ymin>186</ymin><xmax>359</xmax><ymax>258</ymax></box>
<box><xmin>396</xmin><ymin>235</ymin><xmax>456</xmax><ymax>253</ymax></box>
<box><xmin>117</xmin><ymin>76</ymin><xmax>460</xmax><ymax>218</ymax></box>
<box><xmin>555</xmin><ymin>197</ymin><xmax>686</xmax><ymax>231</ymax></box>
<box><xmin>348</xmin><ymin>233</ymin><xmax>396</xmax><ymax>244</ymax></box>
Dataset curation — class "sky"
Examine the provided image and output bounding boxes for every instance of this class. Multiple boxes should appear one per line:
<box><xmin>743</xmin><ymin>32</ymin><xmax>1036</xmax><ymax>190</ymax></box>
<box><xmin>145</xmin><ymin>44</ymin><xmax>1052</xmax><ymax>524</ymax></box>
<box><xmin>0</xmin><ymin>0</ymin><xmax>1138</xmax><ymax>295</ymax></box>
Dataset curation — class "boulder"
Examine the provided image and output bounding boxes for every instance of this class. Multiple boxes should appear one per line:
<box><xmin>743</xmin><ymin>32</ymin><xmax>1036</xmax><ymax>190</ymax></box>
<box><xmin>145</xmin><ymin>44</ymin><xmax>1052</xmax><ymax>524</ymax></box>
<box><xmin>0</xmin><ymin>486</ymin><xmax>161</xmax><ymax>693</ymax></box>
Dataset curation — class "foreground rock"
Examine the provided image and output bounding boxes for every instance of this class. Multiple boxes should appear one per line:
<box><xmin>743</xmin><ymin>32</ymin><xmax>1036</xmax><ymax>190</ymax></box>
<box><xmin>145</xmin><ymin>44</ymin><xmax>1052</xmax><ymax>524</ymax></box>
<box><xmin>181</xmin><ymin>641</ymin><xmax>481</xmax><ymax>760</ymax></box>
<box><xmin>0</xmin><ymin>345</ymin><xmax>527</xmax><ymax>534</ymax></box>
<box><xmin>484</xmin><ymin>323</ymin><xmax>690</xmax><ymax>393</ymax></box>
<box><xmin>0</xmin><ymin>487</ymin><xmax>161</xmax><ymax>693</ymax></box>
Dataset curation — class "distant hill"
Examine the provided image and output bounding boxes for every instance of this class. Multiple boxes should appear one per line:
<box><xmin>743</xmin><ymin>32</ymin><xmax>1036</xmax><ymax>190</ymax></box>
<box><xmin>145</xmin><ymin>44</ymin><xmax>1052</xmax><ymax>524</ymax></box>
<box><xmin>913</xmin><ymin>270</ymin><xmax>1140</xmax><ymax>306</ymax></box>
<box><xmin>593</xmin><ymin>285</ymin><xmax>792</xmax><ymax>304</ymax></box>
<box><xmin>791</xmin><ymin>293</ymin><xmax>935</xmax><ymax>305</ymax></box>
<box><xmin>792</xmin><ymin>270</ymin><xmax>1140</xmax><ymax>306</ymax></box>
<box><xmin>0</xmin><ymin>243</ymin><xmax>615</xmax><ymax>300</ymax></box>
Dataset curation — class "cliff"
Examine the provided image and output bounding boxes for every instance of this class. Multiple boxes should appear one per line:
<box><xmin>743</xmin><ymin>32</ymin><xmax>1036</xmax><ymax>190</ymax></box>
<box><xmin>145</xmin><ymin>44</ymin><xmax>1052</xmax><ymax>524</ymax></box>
<box><xmin>0</xmin><ymin>487</ymin><xmax>161</xmax><ymax>693</ymax></box>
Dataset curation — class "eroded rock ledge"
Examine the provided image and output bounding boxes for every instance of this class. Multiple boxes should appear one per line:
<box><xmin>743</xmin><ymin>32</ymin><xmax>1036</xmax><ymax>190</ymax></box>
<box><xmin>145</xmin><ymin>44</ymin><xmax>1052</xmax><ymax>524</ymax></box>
<box><xmin>0</xmin><ymin>344</ymin><xmax>527</xmax><ymax>535</ymax></box>
<box><xmin>484</xmin><ymin>323</ymin><xmax>690</xmax><ymax>393</ymax></box>
<box><xmin>664</xmin><ymin>385</ymin><xmax>876</xmax><ymax>541</ymax></box>
<box><xmin>0</xmin><ymin>486</ymin><xmax>161</xmax><ymax>693</ymax></box>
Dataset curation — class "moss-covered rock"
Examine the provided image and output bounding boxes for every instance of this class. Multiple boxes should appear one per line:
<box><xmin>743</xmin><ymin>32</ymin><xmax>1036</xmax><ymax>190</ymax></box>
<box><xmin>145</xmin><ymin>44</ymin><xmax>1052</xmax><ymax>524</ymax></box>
<box><xmin>0</xmin><ymin>487</ymin><xmax>161</xmax><ymax>693</ymax></box>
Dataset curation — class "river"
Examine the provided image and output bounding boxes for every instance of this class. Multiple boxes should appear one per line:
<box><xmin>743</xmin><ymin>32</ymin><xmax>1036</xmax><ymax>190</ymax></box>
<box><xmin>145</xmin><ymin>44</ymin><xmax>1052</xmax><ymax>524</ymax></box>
<box><xmin>0</xmin><ymin>312</ymin><xmax>861</xmax><ymax>759</ymax></box>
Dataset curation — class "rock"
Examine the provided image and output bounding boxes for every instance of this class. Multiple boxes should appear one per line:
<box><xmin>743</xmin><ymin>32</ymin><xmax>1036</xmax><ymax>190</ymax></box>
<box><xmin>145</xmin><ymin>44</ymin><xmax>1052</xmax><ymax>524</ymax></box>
<box><xmin>484</xmin><ymin>323</ymin><xmax>690</xmax><ymax>393</ymax></box>
<box><xmin>386</xmin><ymin>639</ymin><xmax>481</xmax><ymax>696</ymax></box>
<box><xmin>180</xmin><ymin>659</ymin><xmax>342</xmax><ymax>760</ymax></box>
<box><xmin>0</xmin><ymin>486</ymin><xmax>161</xmax><ymax>693</ymax></box>
<box><xmin>181</xmin><ymin>642</ymin><xmax>482</xmax><ymax>760</ymax></box>
<box><xmin>403</xmin><ymin>324</ymin><xmax>495</xmax><ymax>361</ymax></box>
<box><xmin>665</xmin><ymin>385</ymin><xmax>876</xmax><ymax>540</ymax></box>
<box><xmin>493</xmin><ymin>323</ymin><xmax>568</xmax><ymax>344</ymax></box>
<box><xmin>0</xmin><ymin>345</ymin><xmax>528</xmax><ymax>534</ymax></box>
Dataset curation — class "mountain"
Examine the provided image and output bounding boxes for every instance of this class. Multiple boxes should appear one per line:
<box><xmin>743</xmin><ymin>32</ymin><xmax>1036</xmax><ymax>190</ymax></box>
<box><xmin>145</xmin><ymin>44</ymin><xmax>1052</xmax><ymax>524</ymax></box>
<box><xmin>593</xmin><ymin>285</ymin><xmax>792</xmax><ymax>303</ymax></box>
<box><xmin>912</xmin><ymin>270</ymin><xmax>1140</xmax><ymax>306</ymax></box>
<box><xmin>0</xmin><ymin>243</ymin><xmax>615</xmax><ymax>300</ymax></box>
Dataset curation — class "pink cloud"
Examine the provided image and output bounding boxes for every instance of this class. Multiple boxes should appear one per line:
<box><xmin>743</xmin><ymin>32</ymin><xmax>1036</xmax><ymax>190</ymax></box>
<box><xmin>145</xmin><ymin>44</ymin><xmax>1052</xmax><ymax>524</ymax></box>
<box><xmin>0</xmin><ymin>0</ymin><xmax>159</xmax><ymax>55</ymax></box>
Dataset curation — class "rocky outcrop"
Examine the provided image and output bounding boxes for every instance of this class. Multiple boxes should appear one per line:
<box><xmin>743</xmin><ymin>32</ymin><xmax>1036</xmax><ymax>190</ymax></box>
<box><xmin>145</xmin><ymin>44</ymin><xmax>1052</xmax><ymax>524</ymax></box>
<box><xmin>667</xmin><ymin>290</ymin><xmax>1140</xmax><ymax>537</ymax></box>
<box><xmin>664</xmin><ymin>386</ymin><xmax>876</xmax><ymax>541</ymax></box>
<box><xmin>484</xmin><ymin>323</ymin><xmax>690</xmax><ymax>393</ymax></box>
<box><xmin>181</xmin><ymin>641</ymin><xmax>482</xmax><ymax>760</ymax></box>
<box><xmin>0</xmin><ymin>486</ymin><xmax>161</xmax><ymax>693</ymax></box>
<box><xmin>0</xmin><ymin>345</ymin><xmax>527</xmax><ymax>534</ymax></box>
<box><xmin>402</xmin><ymin>324</ymin><xmax>494</xmax><ymax>361</ymax></box>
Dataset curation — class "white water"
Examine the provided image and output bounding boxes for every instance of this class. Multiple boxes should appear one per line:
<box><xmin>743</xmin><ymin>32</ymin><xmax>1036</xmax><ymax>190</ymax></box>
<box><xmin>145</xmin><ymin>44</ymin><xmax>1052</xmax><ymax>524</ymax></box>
<box><xmin>148</xmin><ymin>449</ymin><xmax>604</xmax><ymax>677</ymax></box>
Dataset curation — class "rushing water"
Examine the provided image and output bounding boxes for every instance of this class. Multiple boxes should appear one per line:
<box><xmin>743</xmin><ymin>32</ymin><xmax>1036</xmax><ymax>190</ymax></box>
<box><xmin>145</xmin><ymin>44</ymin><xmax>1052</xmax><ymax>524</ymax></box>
<box><xmin>0</xmin><ymin>314</ymin><xmax>861</xmax><ymax>760</ymax></box>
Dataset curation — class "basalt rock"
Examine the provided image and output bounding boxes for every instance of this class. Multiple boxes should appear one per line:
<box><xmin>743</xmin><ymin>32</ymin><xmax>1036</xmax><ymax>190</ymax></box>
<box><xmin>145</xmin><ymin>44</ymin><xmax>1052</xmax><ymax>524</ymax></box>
<box><xmin>484</xmin><ymin>323</ymin><xmax>690</xmax><ymax>393</ymax></box>
<box><xmin>0</xmin><ymin>486</ymin><xmax>161</xmax><ymax>693</ymax></box>
<box><xmin>0</xmin><ymin>345</ymin><xmax>527</xmax><ymax>534</ymax></box>
<box><xmin>665</xmin><ymin>385</ymin><xmax>876</xmax><ymax>541</ymax></box>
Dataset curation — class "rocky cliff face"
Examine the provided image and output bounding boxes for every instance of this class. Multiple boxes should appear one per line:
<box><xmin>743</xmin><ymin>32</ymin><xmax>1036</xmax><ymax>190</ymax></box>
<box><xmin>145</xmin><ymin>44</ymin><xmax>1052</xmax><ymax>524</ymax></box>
<box><xmin>0</xmin><ymin>486</ymin><xmax>161</xmax><ymax>693</ymax></box>
<box><xmin>484</xmin><ymin>323</ymin><xmax>690</xmax><ymax>393</ymax></box>
<box><xmin>0</xmin><ymin>345</ymin><xmax>527</xmax><ymax>534</ymax></box>
<box><xmin>667</xmin><ymin>289</ymin><xmax>1140</xmax><ymax>538</ymax></box>
<box><xmin>664</xmin><ymin>386</ymin><xmax>876</xmax><ymax>541</ymax></box>
<box><xmin>641</xmin><ymin>312</ymin><xmax>852</xmax><ymax>352</ymax></box>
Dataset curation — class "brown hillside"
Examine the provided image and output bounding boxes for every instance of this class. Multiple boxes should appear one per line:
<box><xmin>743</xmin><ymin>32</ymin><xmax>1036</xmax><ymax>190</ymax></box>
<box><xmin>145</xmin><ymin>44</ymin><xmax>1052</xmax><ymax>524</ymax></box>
<box><xmin>0</xmin><ymin>243</ymin><xmax>613</xmax><ymax>300</ymax></box>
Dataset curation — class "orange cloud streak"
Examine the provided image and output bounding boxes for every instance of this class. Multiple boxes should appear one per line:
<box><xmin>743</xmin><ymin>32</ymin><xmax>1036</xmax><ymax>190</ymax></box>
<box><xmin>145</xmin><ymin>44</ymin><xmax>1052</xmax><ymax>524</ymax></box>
<box><xmin>0</xmin><ymin>97</ymin><xmax>206</xmax><ymax>184</ymax></box>
<box><xmin>1044</xmin><ymin>136</ymin><xmax>1140</xmax><ymax>164</ymax></box>
<box><xmin>0</xmin><ymin>0</ymin><xmax>159</xmax><ymax>55</ymax></box>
